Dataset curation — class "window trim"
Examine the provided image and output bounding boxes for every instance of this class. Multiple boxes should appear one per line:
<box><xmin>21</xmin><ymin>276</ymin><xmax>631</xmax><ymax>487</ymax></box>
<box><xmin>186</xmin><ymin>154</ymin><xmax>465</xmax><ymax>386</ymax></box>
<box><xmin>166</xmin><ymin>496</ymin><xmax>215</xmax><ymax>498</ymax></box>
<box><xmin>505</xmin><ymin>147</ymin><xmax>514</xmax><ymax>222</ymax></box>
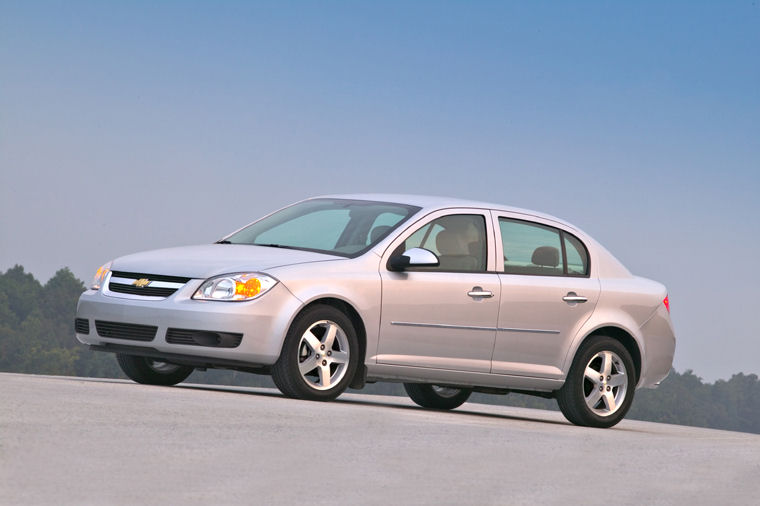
<box><xmin>560</xmin><ymin>230</ymin><xmax>591</xmax><ymax>277</ymax></box>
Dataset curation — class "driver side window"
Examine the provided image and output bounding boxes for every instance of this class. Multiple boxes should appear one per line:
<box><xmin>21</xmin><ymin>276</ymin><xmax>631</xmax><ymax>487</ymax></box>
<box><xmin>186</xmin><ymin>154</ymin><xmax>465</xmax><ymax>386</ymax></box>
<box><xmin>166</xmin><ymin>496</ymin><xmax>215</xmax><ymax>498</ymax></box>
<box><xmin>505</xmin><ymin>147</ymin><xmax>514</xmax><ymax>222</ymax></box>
<box><xmin>397</xmin><ymin>214</ymin><xmax>487</xmax><ymax>272</ymax></box>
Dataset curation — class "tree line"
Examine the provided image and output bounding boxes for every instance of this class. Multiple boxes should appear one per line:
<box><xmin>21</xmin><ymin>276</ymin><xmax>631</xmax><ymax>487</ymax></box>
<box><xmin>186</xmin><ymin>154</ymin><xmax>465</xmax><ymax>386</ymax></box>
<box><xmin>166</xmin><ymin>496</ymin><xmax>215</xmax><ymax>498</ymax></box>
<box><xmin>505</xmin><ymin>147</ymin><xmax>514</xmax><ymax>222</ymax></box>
<box><xmin>1</xmin><ymin>264</ymin><xmax>758</xmax><ymax>434</ymax></box>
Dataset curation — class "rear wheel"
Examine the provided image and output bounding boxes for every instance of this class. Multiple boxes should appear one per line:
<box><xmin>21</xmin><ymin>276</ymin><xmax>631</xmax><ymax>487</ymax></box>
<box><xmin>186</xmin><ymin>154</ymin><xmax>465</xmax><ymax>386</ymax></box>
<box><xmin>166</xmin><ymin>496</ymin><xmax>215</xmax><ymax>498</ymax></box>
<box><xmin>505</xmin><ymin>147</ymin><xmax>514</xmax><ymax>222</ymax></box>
<box><xmin>116</xmin><ymin>354</ymin><xmax>194</xmax><ymax>386</ymax></box>
<box><xmin>272</xmin><ymin>305</ymin><xmax>359</xmax><ymax>401</ymax></box>
<box><xmin>556</xmin><ymin>336</ymin><xmax>636</xmax><ymax>428</ymax></box>
<box><xmin>403</xmin><ymin>383</ymin><xmax>472</xmax><ymax>410</ymax></box>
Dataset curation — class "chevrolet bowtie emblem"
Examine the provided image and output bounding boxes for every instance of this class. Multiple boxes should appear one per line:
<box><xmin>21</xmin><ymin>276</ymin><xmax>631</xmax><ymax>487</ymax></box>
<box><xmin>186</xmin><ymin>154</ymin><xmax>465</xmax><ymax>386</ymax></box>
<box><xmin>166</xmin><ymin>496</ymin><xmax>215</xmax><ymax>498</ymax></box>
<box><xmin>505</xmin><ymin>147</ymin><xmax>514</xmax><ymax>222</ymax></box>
<box><xmin>132</xmin><ymin>278</ymin><xmax>150</xmax><ymax>288</ymax></box>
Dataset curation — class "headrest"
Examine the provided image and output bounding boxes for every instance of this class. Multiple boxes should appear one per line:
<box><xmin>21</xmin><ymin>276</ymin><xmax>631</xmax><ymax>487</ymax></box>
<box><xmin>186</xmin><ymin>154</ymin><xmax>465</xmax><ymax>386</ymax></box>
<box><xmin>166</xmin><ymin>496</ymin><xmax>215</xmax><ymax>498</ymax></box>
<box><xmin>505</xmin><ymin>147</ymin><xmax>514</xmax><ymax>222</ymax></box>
<box><xmin>532</xmin><ymin>246</ymin><xmax>559</xmax><ymax>267</ymax></box>
<box><xmin>436</xmin><ymin>230</ymin><xmax>469</xmax><ymax>255</ymax></box>
<box><xmin>370</xmin><ymin>225</ymin><xmax>392</xmax><ymax>243</ymax></box>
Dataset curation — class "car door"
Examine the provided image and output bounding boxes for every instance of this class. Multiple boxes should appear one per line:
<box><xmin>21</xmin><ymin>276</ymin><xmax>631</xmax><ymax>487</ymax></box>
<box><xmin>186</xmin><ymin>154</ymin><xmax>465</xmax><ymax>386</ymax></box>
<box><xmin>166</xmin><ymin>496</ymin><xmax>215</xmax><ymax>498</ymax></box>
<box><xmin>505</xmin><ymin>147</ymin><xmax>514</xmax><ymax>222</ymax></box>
<box><xmin>376</xmin><ymin>209</ymin><xmax>500</xmax><ymax>373</ymax></box>
<box><xmin>491</xmin><ymin>214</ymin><xmax>600</xmax><ymax>379</ymax></box>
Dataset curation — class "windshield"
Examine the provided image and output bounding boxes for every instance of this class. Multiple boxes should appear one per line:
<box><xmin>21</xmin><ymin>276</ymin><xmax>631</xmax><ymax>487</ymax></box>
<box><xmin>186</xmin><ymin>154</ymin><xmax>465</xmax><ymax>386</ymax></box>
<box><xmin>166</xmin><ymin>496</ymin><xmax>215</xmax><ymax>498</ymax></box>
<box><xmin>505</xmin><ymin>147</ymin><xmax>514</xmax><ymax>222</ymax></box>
<box><xmin>223</xmin><ymin>199</ymin><xmax>421</xmax><ymax>257</ymax></box>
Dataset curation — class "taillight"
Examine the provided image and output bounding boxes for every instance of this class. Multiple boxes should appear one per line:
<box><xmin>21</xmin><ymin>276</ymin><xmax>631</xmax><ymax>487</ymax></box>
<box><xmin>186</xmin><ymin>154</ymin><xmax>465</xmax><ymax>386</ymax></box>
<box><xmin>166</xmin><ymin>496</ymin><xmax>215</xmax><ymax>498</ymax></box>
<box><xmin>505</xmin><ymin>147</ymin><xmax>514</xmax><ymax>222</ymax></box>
<box><xmin>663</xmin><ymin>295</ymin><xmax>670</xmax><ymax>313</ymax></box>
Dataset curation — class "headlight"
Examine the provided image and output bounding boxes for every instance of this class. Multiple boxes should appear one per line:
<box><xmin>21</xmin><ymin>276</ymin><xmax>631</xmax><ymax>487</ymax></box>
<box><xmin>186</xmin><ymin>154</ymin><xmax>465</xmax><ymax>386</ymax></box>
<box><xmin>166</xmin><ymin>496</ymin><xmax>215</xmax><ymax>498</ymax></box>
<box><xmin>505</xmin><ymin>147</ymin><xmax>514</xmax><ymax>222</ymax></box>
<box><xmin>192</xmin><ymin>273</ymin><xmax>277</xmax><ymax>301</ymax></box>
<box><xmin>91</xmin><ymin>261</ymin><xmax>113</xmax><ymax>290</ymax></box>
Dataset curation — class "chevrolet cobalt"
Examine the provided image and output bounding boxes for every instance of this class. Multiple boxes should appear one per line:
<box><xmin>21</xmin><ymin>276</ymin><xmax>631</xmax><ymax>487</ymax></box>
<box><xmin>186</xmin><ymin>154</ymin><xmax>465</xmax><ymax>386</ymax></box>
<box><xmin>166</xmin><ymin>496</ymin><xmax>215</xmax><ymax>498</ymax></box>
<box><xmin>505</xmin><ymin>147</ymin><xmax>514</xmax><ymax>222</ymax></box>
<box><xmin>76</xmin><ymin>195</ymin><xmax>675</xmax><ymax>428</ymax></box>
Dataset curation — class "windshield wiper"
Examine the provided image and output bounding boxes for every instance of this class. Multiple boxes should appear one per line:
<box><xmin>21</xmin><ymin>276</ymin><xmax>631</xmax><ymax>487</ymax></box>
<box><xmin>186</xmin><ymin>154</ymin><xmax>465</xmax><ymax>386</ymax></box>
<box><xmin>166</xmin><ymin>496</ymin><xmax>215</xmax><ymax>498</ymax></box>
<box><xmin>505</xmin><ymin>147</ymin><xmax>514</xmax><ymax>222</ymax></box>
<box><xmin>257</xmin><ymin>243</ymin><xmax>296</xmax><ymax>250</ymax></box>
<box><xmin>216</xmin><ymin>241</ymin><xmax>298</xmax><ymax>250</ymax></box>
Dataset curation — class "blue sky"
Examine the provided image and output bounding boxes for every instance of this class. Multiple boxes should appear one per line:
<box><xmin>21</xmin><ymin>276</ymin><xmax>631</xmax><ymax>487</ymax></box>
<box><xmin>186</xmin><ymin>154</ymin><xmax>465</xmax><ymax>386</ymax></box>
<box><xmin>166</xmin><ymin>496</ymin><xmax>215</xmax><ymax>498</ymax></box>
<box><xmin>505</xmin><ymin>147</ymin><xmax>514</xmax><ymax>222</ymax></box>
<box><xmin>1</xmin><ymin>1</ymin><xmax>758</xmax><ymax>380</ymax></box>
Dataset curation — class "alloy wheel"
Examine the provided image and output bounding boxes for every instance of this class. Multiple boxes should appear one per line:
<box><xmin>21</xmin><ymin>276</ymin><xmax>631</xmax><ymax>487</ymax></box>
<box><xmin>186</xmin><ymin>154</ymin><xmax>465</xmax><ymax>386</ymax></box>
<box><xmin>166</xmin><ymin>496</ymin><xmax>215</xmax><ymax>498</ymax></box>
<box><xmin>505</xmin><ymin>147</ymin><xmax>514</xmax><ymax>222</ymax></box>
<box><xmin>583</xmin><ymin>350</ymin><xmax>629</xmax><ymax>417</ymax></box>
<box><xmin>297</xmin><ymin>320</ymin><xmax>350</xmax><ymax>391</ymax></box>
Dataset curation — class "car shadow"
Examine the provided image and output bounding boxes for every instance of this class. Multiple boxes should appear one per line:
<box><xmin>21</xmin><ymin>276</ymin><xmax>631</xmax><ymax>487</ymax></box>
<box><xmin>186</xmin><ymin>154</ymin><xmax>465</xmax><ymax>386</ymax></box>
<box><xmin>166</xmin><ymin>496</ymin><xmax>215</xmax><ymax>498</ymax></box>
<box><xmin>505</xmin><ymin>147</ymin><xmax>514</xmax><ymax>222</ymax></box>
<box><xmin>175</xmin><ymin>381</ymin><xmax>573</xmax><ymax>427</ymax></box>
<box><xmin>53</xmin><ymin>375</ymin><xmax>654</xmax><ymax>433</ymax></box>
<box><xmin>176</xmin><ymin>382</ymin><xmax>284</xmax><ymax>398</ymax></box>
<box><xmin>341</xmin><ymin>395</ymin><xmax>572</xmax><ymax>427</ymax></box>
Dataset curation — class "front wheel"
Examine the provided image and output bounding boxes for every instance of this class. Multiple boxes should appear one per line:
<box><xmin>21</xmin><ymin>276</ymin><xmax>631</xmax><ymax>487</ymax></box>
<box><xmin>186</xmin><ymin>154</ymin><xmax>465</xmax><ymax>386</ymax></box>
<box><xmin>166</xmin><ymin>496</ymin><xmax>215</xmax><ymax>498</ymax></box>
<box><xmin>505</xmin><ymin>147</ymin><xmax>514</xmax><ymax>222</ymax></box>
<box><xmin>556</xmin><ymin>336</ymin><xmax>636</xmax><ymax>428</ymax></box>
<box><xmin>403</xmin><ymin>383</ymin><xmax>472</xmax><ymax>410</ymax></box>
<box><xmin>116</xmin><ymin>354</ymin><xmax>194</xmax><ymax>386</ymax></box>
<box><xmin>271</xmin><ymin>305</ymin><xmax>359</xmax><ymax>401</ymax></box>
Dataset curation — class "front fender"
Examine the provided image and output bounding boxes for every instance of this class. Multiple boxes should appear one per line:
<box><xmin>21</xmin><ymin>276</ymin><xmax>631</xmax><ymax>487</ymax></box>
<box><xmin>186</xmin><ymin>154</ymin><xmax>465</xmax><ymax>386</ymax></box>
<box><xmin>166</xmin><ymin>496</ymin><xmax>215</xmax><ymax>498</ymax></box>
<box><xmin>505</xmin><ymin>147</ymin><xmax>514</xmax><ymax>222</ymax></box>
<box><xmin>268</xmin><ymin>259</ymin><xmax>382</xmax><ymax>365</ymax></box>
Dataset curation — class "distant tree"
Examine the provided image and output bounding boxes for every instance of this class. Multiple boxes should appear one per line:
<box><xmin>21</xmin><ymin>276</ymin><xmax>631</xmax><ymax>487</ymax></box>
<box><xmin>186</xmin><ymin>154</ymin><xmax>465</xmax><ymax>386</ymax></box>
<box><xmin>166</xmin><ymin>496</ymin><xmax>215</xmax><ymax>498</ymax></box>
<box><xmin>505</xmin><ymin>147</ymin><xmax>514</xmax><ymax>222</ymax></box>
<box><xmin>628</xmin><ymin>369</ymin><xmax>760</xmax><ymax>433</ymax></box>
<box><xmin>0</xmin><ymin>265</ymin><xmax>122</xmax><ymax>378</ymax></box>
<box><xmin>0</xmin><ymin>265</ymin><xmax>42</xmax><ymax>324</ymax></box>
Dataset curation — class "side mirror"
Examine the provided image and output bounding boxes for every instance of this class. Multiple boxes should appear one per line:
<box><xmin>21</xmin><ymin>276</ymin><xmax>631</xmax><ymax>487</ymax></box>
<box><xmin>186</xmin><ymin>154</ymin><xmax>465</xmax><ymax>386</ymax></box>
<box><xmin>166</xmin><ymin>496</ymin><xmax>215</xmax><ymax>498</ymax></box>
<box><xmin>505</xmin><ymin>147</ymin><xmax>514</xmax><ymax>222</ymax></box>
<box><xmin>389</xmin><ymin>248</ymin><xmax>440</xmax><ymax>271</ymax></box>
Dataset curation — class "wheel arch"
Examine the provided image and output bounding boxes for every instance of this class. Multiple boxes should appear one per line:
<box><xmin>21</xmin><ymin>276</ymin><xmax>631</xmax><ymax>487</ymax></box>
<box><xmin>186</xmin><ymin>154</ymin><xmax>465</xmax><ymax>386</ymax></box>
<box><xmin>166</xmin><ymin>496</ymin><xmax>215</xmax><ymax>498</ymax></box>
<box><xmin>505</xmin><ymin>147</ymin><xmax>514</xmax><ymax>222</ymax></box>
<box><xmin>579</xmin><ymin>326</ymin><xmax>642</xmax><ymax>384</ymax></box>
<box><xmin>288</xmin><ymin>297</ymin><xmax>367</xmax><ymax>374</ymax></box>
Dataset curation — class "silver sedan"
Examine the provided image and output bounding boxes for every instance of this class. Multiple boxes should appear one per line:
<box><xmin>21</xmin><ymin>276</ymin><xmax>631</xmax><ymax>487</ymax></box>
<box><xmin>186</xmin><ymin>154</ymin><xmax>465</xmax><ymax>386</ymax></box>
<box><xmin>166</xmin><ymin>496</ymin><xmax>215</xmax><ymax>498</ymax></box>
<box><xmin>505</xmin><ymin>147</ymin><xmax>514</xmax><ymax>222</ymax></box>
<box><xmin>76</xmin><ymin>194</ymin><xmax>675</xmax><ymax>428</ymax></box>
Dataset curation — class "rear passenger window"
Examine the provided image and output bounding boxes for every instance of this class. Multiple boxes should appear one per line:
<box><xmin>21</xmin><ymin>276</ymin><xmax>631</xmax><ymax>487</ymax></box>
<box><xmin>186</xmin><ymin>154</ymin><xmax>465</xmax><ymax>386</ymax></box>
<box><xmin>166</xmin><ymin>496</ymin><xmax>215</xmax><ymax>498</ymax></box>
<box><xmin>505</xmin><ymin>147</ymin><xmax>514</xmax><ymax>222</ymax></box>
<box><xmin>499</xmin><ymin>218</ymin><xmax>590</xmax><ymax>277</ymax></box>
<box><xmin>564</xmin><ymin>233</ymin><xmax>589</xmax><ymax>276</ymax></box>
<box><xmin>499</xmin><ymin>219</ymin><xmax>564</xmax><ymax>276</ymax></box>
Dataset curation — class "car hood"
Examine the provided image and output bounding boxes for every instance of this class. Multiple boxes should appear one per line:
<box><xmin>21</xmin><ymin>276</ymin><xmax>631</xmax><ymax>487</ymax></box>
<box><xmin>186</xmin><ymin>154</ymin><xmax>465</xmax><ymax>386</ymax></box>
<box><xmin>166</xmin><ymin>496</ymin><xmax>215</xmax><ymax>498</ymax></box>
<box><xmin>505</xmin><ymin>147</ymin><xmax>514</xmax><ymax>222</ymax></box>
<box><xmin>111</xmin><ymin>244</ymin><xmax>344</xmax><ymax>279</ymax></box>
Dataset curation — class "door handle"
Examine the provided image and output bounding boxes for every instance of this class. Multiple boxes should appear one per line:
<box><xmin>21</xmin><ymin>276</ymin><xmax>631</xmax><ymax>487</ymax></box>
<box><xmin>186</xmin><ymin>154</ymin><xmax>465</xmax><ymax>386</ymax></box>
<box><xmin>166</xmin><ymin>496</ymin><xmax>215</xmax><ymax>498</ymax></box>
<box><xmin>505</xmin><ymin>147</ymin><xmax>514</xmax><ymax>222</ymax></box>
<box><xmin>563</xmin><ymin>292</ymin><xmax>588</xmax><ymax>303</ymax></box>
<box><xmin>468</xmin><ymin>287</ymin><xmax>494</xmax><ymax>298</ymax></box>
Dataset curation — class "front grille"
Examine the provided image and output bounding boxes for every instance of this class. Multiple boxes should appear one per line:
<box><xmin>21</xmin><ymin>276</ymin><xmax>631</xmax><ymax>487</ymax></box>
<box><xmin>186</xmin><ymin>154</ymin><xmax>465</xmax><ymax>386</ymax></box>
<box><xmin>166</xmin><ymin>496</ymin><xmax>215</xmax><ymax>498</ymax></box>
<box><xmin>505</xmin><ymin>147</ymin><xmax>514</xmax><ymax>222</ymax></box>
<box><xmin>95</xmin><ymin>320</ymin><xmax>157</xmax><ymax>342</ymax></box>
<box><xmin>75</xmin><ymin>318</ymin><xmax>90</xmax><ymax>334</ymax></box>
<box><xmin>108</xmin><ymin>284</ymin><xmax>178</xmax><ymax>297</ymax></box>
<box><xmin>108</xmin><ymin>271</ymin><xmax>192</xmax><ymax>298</ymax></box>
<box><xmin>166</xmin><ymin>328</ymin><xmax>243</xmax><ymax>348</ymax></box>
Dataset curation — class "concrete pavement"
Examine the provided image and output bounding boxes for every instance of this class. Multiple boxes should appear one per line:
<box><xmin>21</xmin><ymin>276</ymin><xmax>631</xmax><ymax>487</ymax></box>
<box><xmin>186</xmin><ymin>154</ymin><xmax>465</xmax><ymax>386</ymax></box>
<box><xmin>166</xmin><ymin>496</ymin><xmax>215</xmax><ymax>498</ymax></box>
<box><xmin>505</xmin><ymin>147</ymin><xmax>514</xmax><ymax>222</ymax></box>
<box><xmin>1</xmin><ymin>372</ymin><xmax>758</xmax><ymax>505</ymax></box>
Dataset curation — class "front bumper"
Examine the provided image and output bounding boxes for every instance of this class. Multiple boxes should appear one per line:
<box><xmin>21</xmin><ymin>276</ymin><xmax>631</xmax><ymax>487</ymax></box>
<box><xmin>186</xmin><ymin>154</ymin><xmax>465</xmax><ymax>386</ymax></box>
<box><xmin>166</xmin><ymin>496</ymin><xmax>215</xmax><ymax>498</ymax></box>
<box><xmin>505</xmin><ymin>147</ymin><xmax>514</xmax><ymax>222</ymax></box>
<box><xmin>75</xmin><ymin>280</ymin><xmax>302</xmax><ymax>366</ymax></box>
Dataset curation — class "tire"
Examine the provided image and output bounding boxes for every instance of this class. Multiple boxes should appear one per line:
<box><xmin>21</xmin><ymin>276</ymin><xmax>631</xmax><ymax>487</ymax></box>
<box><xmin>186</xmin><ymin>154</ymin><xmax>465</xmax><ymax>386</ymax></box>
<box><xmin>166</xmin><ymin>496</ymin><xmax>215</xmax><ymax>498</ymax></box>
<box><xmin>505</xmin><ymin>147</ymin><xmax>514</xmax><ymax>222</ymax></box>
<box><xmin>271</xmin><ymin>305</ymin><xmax>360</xmax><ymax>401</ymax></box>
<box><xmin>403</xmin><ymin>383</ymin><xmax>472</xmax><ymax>410</ymax></box>
<box><xmin>116</xmin><ymin>354</ymin><xmax>194</xmax><ymax>386</ymax></box>
<box><xmin>556</xmin><ymin>336</ymin><xmax>636</xmax><ymax>428</ymax></box>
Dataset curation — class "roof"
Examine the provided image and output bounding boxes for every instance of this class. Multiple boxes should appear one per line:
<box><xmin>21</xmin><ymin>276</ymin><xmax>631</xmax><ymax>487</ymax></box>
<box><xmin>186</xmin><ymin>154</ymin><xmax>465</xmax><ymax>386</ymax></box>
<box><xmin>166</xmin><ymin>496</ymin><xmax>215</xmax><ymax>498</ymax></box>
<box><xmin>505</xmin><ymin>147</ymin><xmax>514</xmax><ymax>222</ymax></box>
<box><xmin>314</xmin><ymin>193</ymin><xmax>578</xmax><ymax>231</ymax></box>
